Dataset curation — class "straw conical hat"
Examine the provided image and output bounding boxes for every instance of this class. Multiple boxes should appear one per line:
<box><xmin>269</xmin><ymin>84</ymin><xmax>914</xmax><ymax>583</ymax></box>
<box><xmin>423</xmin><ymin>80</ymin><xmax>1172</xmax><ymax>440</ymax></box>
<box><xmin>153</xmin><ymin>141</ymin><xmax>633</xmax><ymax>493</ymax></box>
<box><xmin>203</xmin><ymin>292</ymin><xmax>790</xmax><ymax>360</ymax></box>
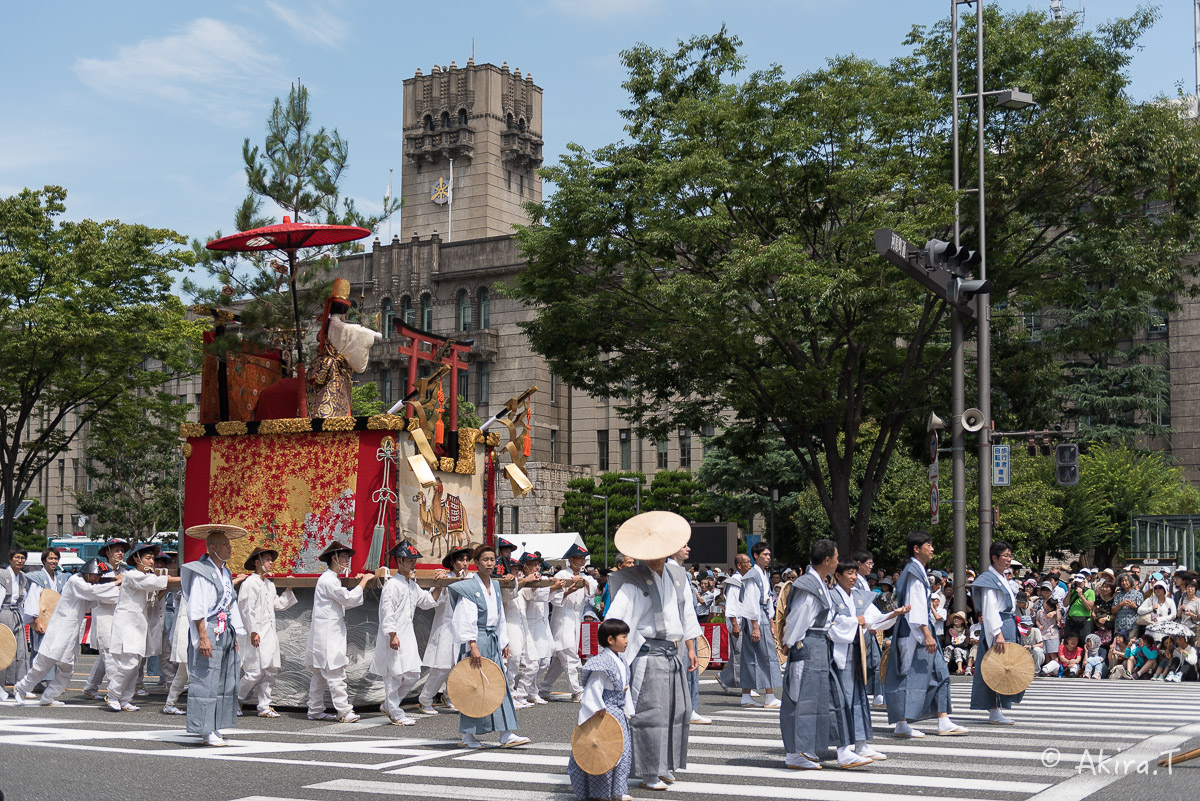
<box><xmin>613</xmin><ymin>511</ymin><xmax>691</xmax><ymax>561</ymax></box>
<box><xmin>185</xmin><ymin>523</ymin><xmax>248</xmax><ymax>540</ymax></box>
<box><xmin>696</xmin><ymin>635</ymin><xmax>712</xmax><ymax>672</ymax></box>
<box><xmin>0</xmin><ymin>625</ymin><xmax>16</xmax><ymax>671</ymax></box>
<box><xmin>572</xmin><ymin>710</ymin><xmax>625</xmax><ymax>775</ymax></box>
<box><xmin>447</xmin><ymin>657</ymin><xmax>506</xmax><ymax>719</ymax></box>
<box><xmin>38</xmin><ymin>589</ymin><xmax>61</xmax><ymax>630</ymax></box>
<box><xmin>980</xmin><ymin>643</ymin><xmax>1035</xmax><ymax>696</ymax></box>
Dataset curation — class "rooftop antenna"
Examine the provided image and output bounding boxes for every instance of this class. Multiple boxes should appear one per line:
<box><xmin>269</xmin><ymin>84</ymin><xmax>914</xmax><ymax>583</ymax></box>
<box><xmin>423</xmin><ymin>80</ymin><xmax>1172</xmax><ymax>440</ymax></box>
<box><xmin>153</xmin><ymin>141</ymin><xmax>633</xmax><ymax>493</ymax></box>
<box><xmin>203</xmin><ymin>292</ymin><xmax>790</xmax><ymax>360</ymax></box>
<box><xmin>1048</xmin><ymin>1</ymin><xmax>1084</xmax><ymax>24</ymax></box>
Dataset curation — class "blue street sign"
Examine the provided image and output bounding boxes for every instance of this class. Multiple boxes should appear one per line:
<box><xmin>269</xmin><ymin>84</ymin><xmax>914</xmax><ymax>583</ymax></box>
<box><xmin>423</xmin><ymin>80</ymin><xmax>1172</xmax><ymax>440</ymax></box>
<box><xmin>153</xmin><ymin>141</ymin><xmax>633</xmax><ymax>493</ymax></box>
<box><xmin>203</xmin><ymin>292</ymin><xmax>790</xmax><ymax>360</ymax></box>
<box><xmin>992</xmin><ymin>444</ymin><xmax>1011</xmax><ymax>487</ymax></box>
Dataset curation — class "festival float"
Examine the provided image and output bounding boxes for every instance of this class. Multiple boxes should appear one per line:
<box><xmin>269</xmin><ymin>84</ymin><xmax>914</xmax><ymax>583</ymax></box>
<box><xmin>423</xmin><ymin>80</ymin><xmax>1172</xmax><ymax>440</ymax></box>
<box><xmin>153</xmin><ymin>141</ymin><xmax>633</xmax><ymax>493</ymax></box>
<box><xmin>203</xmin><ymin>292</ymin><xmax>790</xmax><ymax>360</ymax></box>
<box><xmin>181</xmin><ymin>219</ymin><xmax>538</xmax><ymax>706</ymax></box>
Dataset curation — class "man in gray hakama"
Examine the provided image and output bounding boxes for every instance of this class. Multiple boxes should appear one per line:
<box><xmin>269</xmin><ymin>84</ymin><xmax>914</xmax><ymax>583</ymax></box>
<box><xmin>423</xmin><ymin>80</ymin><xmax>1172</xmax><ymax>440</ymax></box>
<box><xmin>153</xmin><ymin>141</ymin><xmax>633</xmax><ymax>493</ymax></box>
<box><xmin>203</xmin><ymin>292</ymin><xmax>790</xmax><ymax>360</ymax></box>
<box><xmin>778</xmin><ymin>540</ymin><xmax>870</xmax><ymax>770</ymax></box>
<box><xmin>970</xmin><ymin>540</ymin><xmax>1024</xmax><ymax>724</ymax></box>
<box><xmin>447</xmin><ymin>545</ymin><xmax>528</xmax><ymax>748</ymax></box>
<box><xmin>717</xmin><ymin>554</ymin><xmax>750</xmax><ymax>695</ymax></box>
<box><xmin>854</xmin><ymin>550</ymin><xmax>885</xmax><ymax>704</ymax></box>
<box><xmin>606</xmin><ymin>557</ymin><xmax>700</xmax><ymax>791</ymax></box>
<box><xmin>1</xmin><ymin>549</ymin><xmax>31</xmax><ymax>697</ymax></box>
<box><xmin>181</xmin><ymin>525</ymin><xmax>247</xmax><ymax>747</ymax></box>
<box><xmin>737</xmin><ymin>543</ymin><xmax>781</xmax><ymax>707</ymax></box>
<box><xmin>883</xmin><ymin>530</ymin><xmax>968</xmax><ymax>738</ymax></box>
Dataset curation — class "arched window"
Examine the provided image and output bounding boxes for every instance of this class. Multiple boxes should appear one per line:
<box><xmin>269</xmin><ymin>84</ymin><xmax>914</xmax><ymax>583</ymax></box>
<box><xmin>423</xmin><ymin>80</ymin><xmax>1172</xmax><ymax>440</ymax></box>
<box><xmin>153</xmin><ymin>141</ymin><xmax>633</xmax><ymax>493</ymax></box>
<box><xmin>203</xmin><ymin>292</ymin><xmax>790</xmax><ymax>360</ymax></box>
<box><xmin>421</xmin><ymin>293</ymin><xmax>433</xmax><ymax>330</ymax></box>
<box><xmin>518</xmin><ymin>118</ymin><xmax>526</xmax><ymax>133</ymax></box>
<box><xmin>478</xmin><ymin>286</ymin><xmax>490</xmax><ymax>329</ymax></box>
<box><xmin>400</xmin><ymin>295</ymin><xmax>414</xmax><ymax>326</ymax></box>
<box><xmin>441</xmin><ymin>111</ymin><xmax>451</xmax><ymax>130</ymax></box>
<box><xmin>506</xmin><ymin>113</ymin><xmax>514</xmax><ymax>130</ymax></box>
<box><xmin>424</xmin><ymin>114</ymin><xmax>433</xmax><ymax>131</ymax></box>
<box><xmin>458</xmin><ymin>108</ymin><xmax>468</xmax><ymax>126</ymax></box>
<box><xmin>457</xmin><ymin>289</ymin><xmax>472</xmax><ymax>331</ymax></box>
<box><xmin>381</xmin><ymin>298</ymin><xmax>394</xmax><ymax>340</ymax></box>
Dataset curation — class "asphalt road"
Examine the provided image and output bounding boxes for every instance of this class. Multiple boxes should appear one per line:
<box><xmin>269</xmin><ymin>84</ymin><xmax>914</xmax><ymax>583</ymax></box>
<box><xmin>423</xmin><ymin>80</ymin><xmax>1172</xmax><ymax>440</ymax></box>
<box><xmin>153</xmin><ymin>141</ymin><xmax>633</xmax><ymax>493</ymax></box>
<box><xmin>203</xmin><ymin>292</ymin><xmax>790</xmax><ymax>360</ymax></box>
<box><xmin>2</xmin><ymin>663</ymin><xmax>1198</xmax><ymax>801</ymax></box>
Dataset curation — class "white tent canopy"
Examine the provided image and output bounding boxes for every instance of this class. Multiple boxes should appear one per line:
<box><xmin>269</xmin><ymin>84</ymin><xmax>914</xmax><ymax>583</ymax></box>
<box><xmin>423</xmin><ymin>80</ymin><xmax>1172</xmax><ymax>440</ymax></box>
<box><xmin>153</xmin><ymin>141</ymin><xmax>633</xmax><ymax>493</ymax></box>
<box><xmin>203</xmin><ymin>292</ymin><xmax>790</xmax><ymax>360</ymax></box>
<box><xmin>507</xmin><ymin>532</ymin><xmax>588</xmax><ymax>564</ymax></box>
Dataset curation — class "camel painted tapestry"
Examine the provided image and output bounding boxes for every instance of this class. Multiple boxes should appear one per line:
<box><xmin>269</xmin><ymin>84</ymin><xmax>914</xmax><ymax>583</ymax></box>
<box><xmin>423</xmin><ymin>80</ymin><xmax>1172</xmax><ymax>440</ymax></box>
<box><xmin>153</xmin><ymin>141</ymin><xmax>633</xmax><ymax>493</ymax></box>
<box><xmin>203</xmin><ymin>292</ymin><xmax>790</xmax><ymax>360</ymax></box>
<box><xmin>395</xmin><ymin>464</ymin><xmax>484</xmax><ymax>561</ymax></box>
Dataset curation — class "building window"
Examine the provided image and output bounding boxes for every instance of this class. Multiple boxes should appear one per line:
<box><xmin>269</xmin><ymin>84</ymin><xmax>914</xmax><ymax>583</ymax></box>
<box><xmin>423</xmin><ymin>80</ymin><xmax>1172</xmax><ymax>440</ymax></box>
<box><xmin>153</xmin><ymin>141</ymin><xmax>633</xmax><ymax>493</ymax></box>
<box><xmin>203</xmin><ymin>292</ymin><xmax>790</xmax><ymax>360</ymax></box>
<box><xmin>424</xmin><ymin>114</ymin><xmax>434</xmax><ymax>131</ymax></box>
<box><xmin>550</xmin><ymin>429</ymin><xmax>559</xmax><ymax>462</ymax></box>
<box><xmin>457</xmin><ymin>289</ymin><xmax>472</xmax><ymax>331</ymax></box>
<box><xmin>401</xmin><ymin>295</ymin><xmax>414</xmax><ymax>326</ymax></box>
<box><xmin>506</xmin><ymin>113</ymin><xmax>514</xmax><ymax>130</ymax></box>
<box><xmin>497</xmin><ymin>506</ymin><xmax>504</xmax><ymax>535</ymax></box>
<box><xmin>382</xmin><ymin>298</ymin><xmax>394</xmax><ymax>339</ymax></box>
<box><xmin>458</xmin><ymin>368</ymin><xmax>468</xmax><ymax>405</ymax></box>
<box><xmin>519</xmin><ymin>174</ymin><xmax>524</xmax><ymax>196</ymax></box>
<box><xmin>479</xmin><ymin>287</ymin><xmax>491</xmax><ymax>329</ymax></box>
<box><xmin>381</xmin><ymin>369</ymin><xmax>392</xmax><ymax>405</ymax></box>
<box><xmin>679</xmin><ymin>431</ymin><xmax>692</xmax><ymax>469</ymax></box>
<box><xmin>1023</xmin><ymin>307</ymin><xmax>1042</xmax><ymax>343</ymax></box>
<box><xmin>519</xmin><ymin>118</ymin><xmax>526</xmax><ymax>133</ymax></box>
<box><xmin>619</xmin><ymin>429</ymin><xmax>631</xmax><ymax>470</ymax></box>
<box><xmin>478</xmin><ymin>363</ymin><xmax>490</xmax><ymax>413</ymax></box>
<box><xmin>549</xmin><ymin>372</ymin><xmax>557</xmax><ymax>405</ymax></box>
<box><xmin>656</xmin><ymin>440</ymin><xmax>668</xmax><ymax>469</ymax></box>
<box><xmin>441</xmin><ymin>111</ymin><xmax>451</xmax><ymax>129</ymax></box>
<box><xmin>1149</xmin><ymin>305</ymin><xmax>1168</xmax><ymax>336</ymax></box>
<box><xmin>701</xmin><ymin>425</ymin><xmax>716</xmax><ymax>455</ymax></box>
<box><xmin>56</xmin><ymin>514</ymin><xmax>63</xmax><ymax>537</ymax></box>
<box><xmin>58</xmin><ymin>459</ymin><xmax>65</xmax><ymax>490</ymax></box>
<box><xmin>597</xmin><ymin>430</ymin><xmax>610</xmax><ymax>472</ymax></box>
<box><xmin>421</xmin><ymin>293</ymin><xmax>433</xmax><ymax>330</ymax></box>
<box><xmin>506</xmin><ymin>170</ymin><xmax>512</xmax><ymax>190</ymax></box>
<box><xmin>458</xmin><ymin>108</ymin><xmax>468</xmax><ymax>126</ymax></box>
<box><xmin>511</xmin><ymin>506</ymin><xmax>519</xmax><ymax>534</ymax></box>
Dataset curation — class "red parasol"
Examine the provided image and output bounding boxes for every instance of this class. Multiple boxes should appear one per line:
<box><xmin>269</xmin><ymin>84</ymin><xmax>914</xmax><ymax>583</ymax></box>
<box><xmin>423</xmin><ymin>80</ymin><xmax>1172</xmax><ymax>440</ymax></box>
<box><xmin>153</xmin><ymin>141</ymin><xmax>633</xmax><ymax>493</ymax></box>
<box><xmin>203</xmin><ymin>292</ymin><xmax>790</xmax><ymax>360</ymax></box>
<box><xmin>205</xmin><ymin>216</ymin><xmax>372</xmax><ymax>418</ymax></box>
<box><xmin>205</xmin><ymin>216</ymin><xmax>371</xmax><ymax>253</ymax></box>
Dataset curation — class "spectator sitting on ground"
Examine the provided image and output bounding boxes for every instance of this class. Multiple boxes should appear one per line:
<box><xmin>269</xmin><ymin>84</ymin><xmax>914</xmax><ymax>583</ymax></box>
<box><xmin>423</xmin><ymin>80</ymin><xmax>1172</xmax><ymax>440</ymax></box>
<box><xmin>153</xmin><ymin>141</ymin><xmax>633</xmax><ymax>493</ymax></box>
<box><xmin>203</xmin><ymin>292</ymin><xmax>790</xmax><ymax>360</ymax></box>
<box><xmin>966</xmin><ymin>618</ymin><xmax>982</xmax><ymax>675</ymax></box>
<box><xmin>1035</xmin><ymin>582</ymin><xmax>1062</xmax><ymax>659</ymax></box>
<box><xmin>1017</xmin><ymin>602</ymin><xmax>1045</xmax><ymax>675</ymax></box>
<box><xmin>945</xmin><ymin>611</ymin><xmax>969</xmax><ymax>674</ymax></box>
<box><xmin>1081</xmin><ymin>633</ymin><xmax>1104</xmax><ymax>680</ymax></box>
<box><xmin>1138</xmin><ymin>581</ymin><xmax>1176</xmax><ymax>627</ymax></box>
<box><xmin>1163</xmin><ymin>634</ymin><xmax>1198</xmax><ymax>682</ymax></box>
<box><xmin>1128</xmin><ymin>634</ymin><xmax>1158</xmax><ymax>680</ymax></box>
<box><xmin>1151</xmin><ymin>636</ymin><xmax>1176</xmax><ymax>681</ymax></box>
<box><xmin>1106</xmin><ymin>633</ymin><xmax>1129</xmax><ymax>679</ymax></box>
<box><xmin>1058</xmin><ymin>633</ymin><xmax>1084</xmax><ymax>677</ymax></box>
<box><xmin>1178</xmin><ymin>581</ymin><xmax>1200</xmax><ymax>638</ymax></box>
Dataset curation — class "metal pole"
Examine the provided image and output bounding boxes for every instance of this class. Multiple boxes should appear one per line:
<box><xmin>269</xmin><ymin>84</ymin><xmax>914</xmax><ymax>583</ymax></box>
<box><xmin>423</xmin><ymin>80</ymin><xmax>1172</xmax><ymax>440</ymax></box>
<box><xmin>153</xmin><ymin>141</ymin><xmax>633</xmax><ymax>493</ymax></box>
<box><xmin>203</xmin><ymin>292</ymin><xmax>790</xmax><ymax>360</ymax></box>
<box><xmin>975</xmin><ymin>0</ymin><xmax>994</xmax><ymax>570</ymax></box>
<box><xmin>950</xmin><ymin>0</ymin><xmax>968</xmax><ymax>616</ymax></box>
<box><xmin>604</xmin><ymin>496</ymin><xmax>609</xmax><ymax>569</ymax></box>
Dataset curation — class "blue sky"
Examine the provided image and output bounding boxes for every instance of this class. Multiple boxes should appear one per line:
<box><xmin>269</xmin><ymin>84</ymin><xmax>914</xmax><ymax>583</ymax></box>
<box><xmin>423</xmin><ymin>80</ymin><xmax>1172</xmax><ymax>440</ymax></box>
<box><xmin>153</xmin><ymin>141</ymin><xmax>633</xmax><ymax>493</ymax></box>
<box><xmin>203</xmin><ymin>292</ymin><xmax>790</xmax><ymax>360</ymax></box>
<box><xmin>2</xmin><ymin>1</ymin><xmax>1194</xmax><ymax>275</ymax></box>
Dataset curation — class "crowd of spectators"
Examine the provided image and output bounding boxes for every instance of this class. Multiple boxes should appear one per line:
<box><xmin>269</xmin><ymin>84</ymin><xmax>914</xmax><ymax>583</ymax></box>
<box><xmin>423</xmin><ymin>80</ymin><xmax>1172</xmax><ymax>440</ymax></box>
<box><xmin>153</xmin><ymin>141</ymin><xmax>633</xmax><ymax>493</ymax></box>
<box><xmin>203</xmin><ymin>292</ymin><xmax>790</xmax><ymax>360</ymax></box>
<box><xmin>575</xmin><ymin>554</ymin><xmax>1200</xmax><ymax>684</ymax></box>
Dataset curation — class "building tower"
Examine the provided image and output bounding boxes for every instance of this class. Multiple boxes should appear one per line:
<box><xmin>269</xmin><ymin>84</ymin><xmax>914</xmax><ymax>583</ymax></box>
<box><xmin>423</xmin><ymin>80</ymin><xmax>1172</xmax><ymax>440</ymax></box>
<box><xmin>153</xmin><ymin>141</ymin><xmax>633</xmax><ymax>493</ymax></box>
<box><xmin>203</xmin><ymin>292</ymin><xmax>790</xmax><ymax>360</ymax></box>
<box><xmin>401</xmin><ymin>59</ymin><xmax>544</xmax><ymax>241</ymax></box>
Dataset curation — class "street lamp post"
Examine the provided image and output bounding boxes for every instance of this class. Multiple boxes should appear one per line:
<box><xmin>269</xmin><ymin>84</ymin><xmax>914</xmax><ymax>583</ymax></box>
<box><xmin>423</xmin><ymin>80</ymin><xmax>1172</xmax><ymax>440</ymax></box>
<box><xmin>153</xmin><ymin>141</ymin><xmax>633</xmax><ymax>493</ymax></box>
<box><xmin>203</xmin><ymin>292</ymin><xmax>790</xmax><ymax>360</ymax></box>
<box><xmin>618</xmin><ymin>476</ymin><xmax>642</xmax><ymax>515</ymax></box>
<box><xmin>592</xmin><ymin>494</ymin><xmax>609</xmax><ymax>568</ymax></box>
<box><xmin>949</xmin><ymin>0</ymin><xmax>1035</xmax><ymax>604</ymax></box>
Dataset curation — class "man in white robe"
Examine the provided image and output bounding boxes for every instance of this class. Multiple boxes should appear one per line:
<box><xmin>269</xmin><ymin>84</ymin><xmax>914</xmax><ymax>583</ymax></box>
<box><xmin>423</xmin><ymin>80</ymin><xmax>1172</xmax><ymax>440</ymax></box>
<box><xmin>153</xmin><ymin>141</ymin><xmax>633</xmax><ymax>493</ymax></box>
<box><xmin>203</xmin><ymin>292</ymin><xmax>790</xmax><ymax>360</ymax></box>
<box><xmin>107</xmin><ymin>543</ymin><xmax>179</xmax><ymax>711</ymax></box>
<box><xmin>516</xmin><ymin>553</ymin><xmax>560</xmax><ymax>706</ymax></box>
<box><xmin>418</xmin><ymin>546</ymin><xmax>472</xmax><ymax>714</ymax></box>
<box><xmin>306</xmin><ymin>540</ymin><xmax>371</xmax><ymax>723</ymax></box>
<box><xmin>81</xmin><ymin>538</ymin><xmax>131</xmax><ymax>700</ymax></box>
<box><xmin>12</xmin><ymin>559</ymin><xmax>123</xmax><ymax>705</ymax></box>
<box><xmin>370</xmin><ymin>541</ymin><xmax>439</xmax><ymax>725</ymax></box>
<box><xmin>237</xmin><ymin>547</ymin><xmax>298</xmax><ymax>717</ymax></box>
<box><xmin>540</xmin><ymin>544</ymin><xmax>597</xmax><ymax>701</ymax></box>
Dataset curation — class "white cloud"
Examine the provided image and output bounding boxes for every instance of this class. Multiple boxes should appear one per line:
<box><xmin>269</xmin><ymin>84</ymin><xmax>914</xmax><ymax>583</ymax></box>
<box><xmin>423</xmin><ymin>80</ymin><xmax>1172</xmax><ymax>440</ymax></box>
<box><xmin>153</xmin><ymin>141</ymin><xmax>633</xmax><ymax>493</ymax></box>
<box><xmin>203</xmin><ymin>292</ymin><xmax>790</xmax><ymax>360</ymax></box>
<box><xmin>73</xmin><ymin>18</ymin><xmax>284</xmax><ymax>125</ymax></box>
<box><xmin>264</xmin><ymin>0</ymin><xmax>350</xmax><ymax>49</ymax></box>
<box><xmin>544</xmin><ymin>0</ymin><xmax>665</xmax><ymax>21</ymax></box>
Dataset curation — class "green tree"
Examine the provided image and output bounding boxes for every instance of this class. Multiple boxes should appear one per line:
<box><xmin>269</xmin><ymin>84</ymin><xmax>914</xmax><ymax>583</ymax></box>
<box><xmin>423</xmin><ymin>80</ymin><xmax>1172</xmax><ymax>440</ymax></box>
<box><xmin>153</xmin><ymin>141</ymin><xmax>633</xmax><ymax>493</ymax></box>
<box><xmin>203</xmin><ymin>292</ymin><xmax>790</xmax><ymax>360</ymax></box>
<box><xmin>13</xmin><ymin>499</ymin><xmax>48</xmax><ymax>552</ymax></box>
<box><xmin>511</xmin><ymin>14</ymin><xmax>1200</xmax><ymax>556</ymax></box>
<box><xmin>0</xmin><ymin>186</ymin><xmax>202</xmax><ymax>557</ymax></box>
<box><xmin>645</xmin><ymin>470</ymin><xmax>705</xmax><ymax>521</ymax></box>
<box><xmin>1069</xmin><ymin>442</ymin><xmax>1200</xmax><ymax>568</ymax></box>
<box><xmin>76</xmin><ymin>405</ymin><xmax>184</xmax><ymax>545</ymax></box>
<box><xmin>350</xmin><ymin>382</ymin><xmax>386</xmax><ymax>416</ymax></box>
<box><xmin>560</xmin><ymin>471</ymin><xmax>645</xmax><ymax>565</ymax></box>
<box><xmin>185</xmin><ymin>82</ymin><xmax>399</xmax><ymax>373</ymax></box>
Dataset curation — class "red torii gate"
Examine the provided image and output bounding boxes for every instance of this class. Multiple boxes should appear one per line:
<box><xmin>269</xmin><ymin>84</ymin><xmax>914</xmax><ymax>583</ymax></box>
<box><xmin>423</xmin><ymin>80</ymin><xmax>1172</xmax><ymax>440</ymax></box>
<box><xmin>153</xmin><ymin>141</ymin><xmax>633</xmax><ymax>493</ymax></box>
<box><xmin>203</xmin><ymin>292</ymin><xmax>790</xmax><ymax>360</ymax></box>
<box><xmin>391</xmin><ymin>320</ymin><xmax>472</xmax><ymax>441</ymax></box>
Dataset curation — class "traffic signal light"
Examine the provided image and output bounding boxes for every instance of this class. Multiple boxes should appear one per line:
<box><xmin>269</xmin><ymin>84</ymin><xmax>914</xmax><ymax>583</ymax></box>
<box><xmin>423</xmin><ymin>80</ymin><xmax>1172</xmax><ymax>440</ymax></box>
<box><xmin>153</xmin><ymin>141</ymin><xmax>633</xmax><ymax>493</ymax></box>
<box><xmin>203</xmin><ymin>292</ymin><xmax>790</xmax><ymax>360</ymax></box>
<box><xmin>925</xmin><ymin>239</ymin><xmax>983</xmax><ymax>275</ymax></box>
<box><xmin>1056</xmin><ymin>443</ymin><xmax>1079</xmax><ymax>486</ymax></box>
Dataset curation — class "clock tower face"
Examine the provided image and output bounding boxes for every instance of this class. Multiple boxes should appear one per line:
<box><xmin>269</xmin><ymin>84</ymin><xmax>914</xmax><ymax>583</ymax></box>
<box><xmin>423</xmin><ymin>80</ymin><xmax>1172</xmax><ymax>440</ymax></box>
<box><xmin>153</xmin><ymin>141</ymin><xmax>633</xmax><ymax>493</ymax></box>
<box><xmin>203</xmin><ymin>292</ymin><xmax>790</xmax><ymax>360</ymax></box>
<box><xmin>431</xmin><ymin>177</ymin><xmax>450</xmax><ymax>206</ymax></box>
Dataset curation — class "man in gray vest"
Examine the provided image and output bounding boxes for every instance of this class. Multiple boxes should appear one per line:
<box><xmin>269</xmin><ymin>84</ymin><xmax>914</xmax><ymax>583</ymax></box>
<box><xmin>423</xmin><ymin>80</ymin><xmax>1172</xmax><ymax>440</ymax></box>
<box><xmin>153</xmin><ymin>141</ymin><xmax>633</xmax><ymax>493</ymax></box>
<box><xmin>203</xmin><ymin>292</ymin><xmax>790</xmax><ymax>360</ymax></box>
<box><xmin>181</xmin><ymin>524</ymin><xmax>247</xmax><ymax>747</ymax></box>
<box><xmin>606</xmin><ymin>512</ymin><xmax>700</xmax><ymax>792</ymax></box>
<box><xmin>1</xmin><ymin>548</ymin><xmax>31</xmax><ymax>699</ymax></box>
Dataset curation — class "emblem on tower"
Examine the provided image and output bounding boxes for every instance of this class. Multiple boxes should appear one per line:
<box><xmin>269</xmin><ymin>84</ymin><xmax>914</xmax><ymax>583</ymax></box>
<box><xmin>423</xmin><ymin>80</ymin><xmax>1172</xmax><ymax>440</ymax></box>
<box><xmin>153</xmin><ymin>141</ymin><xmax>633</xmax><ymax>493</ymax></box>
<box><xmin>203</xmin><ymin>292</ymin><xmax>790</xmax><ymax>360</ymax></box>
<box><xmin>431</xmin><ymin>177</ymin><xmax>450</xmax><ymax>205</ymax></box>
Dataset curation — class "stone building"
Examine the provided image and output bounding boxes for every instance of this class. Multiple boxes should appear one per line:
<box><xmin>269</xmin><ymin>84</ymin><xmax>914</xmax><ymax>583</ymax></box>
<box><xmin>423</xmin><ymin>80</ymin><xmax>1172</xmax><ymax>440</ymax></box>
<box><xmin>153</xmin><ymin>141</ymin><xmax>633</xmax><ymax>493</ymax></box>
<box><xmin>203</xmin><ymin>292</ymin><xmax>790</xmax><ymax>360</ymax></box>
<box><xmin>334</xmin><ymin>59</ymin><xmax>706</xmax><ymax>536</ymax></box>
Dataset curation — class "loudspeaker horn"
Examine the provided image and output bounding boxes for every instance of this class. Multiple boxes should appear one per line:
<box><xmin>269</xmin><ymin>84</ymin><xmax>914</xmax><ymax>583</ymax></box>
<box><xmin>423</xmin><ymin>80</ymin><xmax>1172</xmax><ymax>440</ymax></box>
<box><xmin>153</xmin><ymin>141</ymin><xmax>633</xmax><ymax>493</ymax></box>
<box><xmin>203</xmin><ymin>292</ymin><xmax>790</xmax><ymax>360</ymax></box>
<box><xmin>927</xmin><ymin>412</ymin><xmax>946</xmax><ymax>432</ymax></box>
<box><xmin>962</xmin><ymin>408</ymin><xmax>986</xmax><ymax>433</ymax></box>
